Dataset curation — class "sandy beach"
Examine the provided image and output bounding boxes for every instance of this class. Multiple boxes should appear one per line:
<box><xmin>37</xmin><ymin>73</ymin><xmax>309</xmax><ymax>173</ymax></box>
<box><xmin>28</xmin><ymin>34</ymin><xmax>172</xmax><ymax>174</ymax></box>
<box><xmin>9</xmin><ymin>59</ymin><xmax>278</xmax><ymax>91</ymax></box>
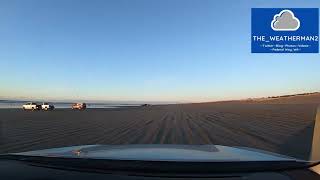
<box><xmin>0</xmin><ymin>93</ymin><xmax>319</xmax><ymax>160</ymax></box>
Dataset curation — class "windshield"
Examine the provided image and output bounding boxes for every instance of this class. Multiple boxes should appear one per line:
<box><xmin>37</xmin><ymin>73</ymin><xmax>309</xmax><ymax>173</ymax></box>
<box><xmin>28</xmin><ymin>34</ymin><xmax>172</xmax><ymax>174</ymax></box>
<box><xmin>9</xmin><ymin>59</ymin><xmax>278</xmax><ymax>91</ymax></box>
<box><xmin>0</xmin><ymin>0</ymin><xmax>320</xmax><ymax>165</ymax></box>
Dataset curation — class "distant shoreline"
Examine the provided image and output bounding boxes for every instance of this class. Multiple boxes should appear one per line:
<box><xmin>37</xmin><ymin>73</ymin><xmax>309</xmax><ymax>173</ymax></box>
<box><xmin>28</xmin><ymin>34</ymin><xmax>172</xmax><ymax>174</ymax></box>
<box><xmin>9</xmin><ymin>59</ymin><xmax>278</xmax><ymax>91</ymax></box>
<box><xmin>0</xmin><ymin>102</ymin><xmax>143</xmax><ymax>109</ymax></box>
<box><xmin>1</xmin><ymin>91</ymin><xmax>319</xmax><ymax>106</ymax></box>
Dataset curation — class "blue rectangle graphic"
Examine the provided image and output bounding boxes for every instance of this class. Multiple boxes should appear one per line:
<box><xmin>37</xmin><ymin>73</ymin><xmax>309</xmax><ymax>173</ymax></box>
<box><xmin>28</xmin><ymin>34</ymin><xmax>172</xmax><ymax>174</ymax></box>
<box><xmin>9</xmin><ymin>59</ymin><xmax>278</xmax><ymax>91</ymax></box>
<box><xmin>251</xmin><ymin>8</ymin><xmax>319</xmax><ymax>53</ymax></box>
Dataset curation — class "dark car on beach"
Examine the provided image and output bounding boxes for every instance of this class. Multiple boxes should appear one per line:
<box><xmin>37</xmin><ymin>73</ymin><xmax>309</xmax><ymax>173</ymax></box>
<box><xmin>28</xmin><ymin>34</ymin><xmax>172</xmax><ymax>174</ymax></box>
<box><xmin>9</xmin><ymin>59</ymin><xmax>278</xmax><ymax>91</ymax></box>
<box><xmin>141</xmin><ymin>104</ymin><xmax>151</xmax><ymax>107</ymax></box>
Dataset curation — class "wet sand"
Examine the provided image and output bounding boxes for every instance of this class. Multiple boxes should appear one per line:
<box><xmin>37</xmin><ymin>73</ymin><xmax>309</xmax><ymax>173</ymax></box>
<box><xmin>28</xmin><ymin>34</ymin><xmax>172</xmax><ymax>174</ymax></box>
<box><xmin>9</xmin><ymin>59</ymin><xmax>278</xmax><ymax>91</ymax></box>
<box><xmin>0</xmin><ymin>94</ymin><xmax>319</xmax><ymax>160</ymax></box>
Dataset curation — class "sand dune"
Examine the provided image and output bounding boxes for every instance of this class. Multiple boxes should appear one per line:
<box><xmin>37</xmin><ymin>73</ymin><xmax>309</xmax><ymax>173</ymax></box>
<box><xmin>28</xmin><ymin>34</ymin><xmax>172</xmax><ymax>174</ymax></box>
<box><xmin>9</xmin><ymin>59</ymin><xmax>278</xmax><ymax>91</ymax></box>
<box><xmin>0</xmin><ymin>93</ymin><xmax>319</xmax><ymax>160</ymax></box>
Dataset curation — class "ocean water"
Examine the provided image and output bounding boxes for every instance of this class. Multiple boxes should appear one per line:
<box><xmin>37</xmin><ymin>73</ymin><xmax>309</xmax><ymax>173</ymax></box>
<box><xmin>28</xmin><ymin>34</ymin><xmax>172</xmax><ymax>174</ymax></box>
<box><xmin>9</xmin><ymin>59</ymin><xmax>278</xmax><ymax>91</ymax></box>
<box><xmin>0</xmin><ymin>101</ymin><xmax>141</xmax><ymax>109</ymax></box>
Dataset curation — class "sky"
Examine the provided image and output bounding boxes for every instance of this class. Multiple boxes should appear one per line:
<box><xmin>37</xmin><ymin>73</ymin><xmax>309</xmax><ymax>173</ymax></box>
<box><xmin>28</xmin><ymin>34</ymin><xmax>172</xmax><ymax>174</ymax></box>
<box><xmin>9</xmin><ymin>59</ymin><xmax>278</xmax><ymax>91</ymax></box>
<box><xmin>0</xmin><ymin>0</ymin><xmax>320</xmax><ymax>103</ymax></box>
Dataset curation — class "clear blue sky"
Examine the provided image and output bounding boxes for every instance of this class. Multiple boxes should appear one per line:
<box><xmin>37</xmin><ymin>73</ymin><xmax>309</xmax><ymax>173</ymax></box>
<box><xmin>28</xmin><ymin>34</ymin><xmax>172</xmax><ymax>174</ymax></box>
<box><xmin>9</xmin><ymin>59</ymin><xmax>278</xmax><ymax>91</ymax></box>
<box><xmin>0</xmin><ymin>0</ymin><xmax>319</xmax><ymax>102</ymax></box>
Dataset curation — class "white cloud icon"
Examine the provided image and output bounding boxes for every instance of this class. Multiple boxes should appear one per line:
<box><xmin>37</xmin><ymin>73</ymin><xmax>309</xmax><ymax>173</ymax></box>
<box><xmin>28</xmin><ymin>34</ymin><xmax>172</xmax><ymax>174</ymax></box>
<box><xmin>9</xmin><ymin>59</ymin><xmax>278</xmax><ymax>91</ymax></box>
<box><xmin>271</xmin><ymin>10</ymin><xmax>300</xmax><ymax>31</ymax></box>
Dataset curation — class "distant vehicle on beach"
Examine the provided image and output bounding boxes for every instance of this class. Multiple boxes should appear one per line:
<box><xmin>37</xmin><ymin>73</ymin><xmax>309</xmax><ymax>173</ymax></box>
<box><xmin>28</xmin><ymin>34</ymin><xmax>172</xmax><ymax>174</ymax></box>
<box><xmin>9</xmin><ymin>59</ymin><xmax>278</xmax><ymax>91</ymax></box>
<box><xmin>41</xmin><ymin>102</ymin><xmax>55</xmax><ymax>111</ymax></box>
<box><xmin>72</xmin><ymin>103</ymin><xmax>86</xmax><ymax>110</ymax></box>
<box><xmin>22</xmin><ymin>102</ymin><xmax>41</xmax><ymax>111</ymax></box>
<box><xmin>141</xmin><ymin>104</ymin><xmax>151</xmax><ymax>107</ymax></box>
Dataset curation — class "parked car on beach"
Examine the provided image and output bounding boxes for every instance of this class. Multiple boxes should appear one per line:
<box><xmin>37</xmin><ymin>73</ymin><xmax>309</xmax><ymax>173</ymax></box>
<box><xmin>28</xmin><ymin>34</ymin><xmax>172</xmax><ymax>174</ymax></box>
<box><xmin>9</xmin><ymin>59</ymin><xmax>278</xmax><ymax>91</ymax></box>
<box><xmin>41</xmin><ymin>102</ymin><xmax>55</xmax><ymax>111</ymax></box>
<box><xmin>22</xmin><ymin>102</ymin><xmax>41</xmax><ymax>111</ymax></box>
<box><xmin>141</xmin><ymin>104</ymin><xmax>151</xmax><ymax>107</ymax></box>
<box><xmin>72</xmin><ymin>103</ymin><xmax>86</xmax><ymax>110</ymax></box>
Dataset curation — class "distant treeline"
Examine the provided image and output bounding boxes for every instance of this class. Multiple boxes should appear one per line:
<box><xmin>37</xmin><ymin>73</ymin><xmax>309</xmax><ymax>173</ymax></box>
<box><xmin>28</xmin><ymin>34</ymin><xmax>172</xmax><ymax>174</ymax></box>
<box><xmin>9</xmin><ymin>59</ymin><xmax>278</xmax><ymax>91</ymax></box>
<box><xmin>267</xmin><ymin>92</ymin><xmax>319</xmax><ymax>99</ymax></box>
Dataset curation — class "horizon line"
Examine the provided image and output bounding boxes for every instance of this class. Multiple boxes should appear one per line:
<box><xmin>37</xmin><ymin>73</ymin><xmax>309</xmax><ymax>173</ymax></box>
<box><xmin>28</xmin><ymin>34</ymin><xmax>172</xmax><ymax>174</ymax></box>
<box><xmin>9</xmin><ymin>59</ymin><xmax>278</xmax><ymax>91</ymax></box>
<box><xmin>1</xmin><ymin>91</ymin><xmax>319</xmax><ymax>104</ymax></box>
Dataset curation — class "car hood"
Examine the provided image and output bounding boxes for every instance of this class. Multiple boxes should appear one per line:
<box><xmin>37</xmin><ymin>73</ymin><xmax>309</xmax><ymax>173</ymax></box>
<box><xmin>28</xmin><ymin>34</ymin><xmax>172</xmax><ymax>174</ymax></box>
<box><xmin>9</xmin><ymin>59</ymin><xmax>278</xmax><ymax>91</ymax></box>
<box><xmin>11</xmin><ymin>144</ymin><xmax>298</xmax><ymax>162</ymax></box>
